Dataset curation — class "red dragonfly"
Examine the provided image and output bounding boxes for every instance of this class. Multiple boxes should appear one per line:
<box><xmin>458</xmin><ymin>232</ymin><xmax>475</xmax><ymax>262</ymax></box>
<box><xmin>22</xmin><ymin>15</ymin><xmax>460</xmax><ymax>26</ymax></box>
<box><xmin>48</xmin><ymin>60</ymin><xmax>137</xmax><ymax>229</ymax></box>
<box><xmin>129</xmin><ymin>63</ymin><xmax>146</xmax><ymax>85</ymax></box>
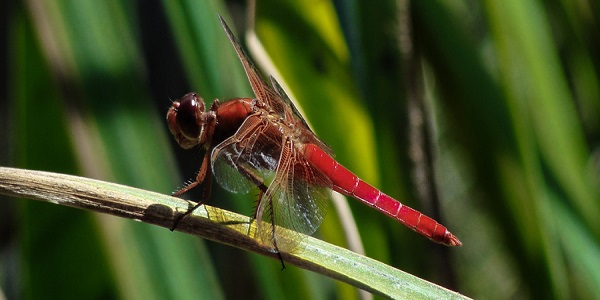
<box><xmin>167</xmin><ymin>16</ymin><xmax>461</xmax><ymax>253</ymax></box>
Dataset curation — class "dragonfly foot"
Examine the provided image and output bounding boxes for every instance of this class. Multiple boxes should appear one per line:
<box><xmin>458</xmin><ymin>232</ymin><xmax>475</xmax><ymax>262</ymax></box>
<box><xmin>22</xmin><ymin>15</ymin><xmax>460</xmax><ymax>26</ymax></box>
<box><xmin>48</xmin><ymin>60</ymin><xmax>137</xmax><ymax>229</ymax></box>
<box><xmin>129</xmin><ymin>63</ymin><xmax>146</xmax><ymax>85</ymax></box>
<box><xmin>277</xmin><ymin>251</ymin><xmax>286</xmax><ymax>270</ymax></box>
<box><xmin>170</xmin><ymin>201</ymin><xmax>204</xmax><ymax>231</ymax></box>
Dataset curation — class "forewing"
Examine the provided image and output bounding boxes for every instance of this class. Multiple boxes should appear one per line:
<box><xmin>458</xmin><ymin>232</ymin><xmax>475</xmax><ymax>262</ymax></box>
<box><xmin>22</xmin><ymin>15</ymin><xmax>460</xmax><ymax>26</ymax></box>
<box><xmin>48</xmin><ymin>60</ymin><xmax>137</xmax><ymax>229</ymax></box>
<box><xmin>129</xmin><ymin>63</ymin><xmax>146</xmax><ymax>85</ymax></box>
<box><xmin>218</xmin><ymin>16</ymin><xmax>332</xmax><ymax>156</ymax></box>
<box><xmin>269</xmin><ymin>76</ymin><xmax>333</xmax><ymax>155</ymax></box>
<box><xmin>218</xmin><ymin>16</ymin><xmax>333</xmax><ymax>251</ymax></box>
<box><xmin>268</xmin><ymin>76</ymin><xmax>311</xmax><ymax>130</ymax></box>
<box><xmin>255</xmin><ymin>140</ymin><xmax>332</xmax><ymax>251</ymax></box>
<box><xmin>219</xmin><ymin>16</ymin><xmax>287</xmax><ymax>116</ymax></box>
<box><xmin>211</xmin><ymin>115</ymin><xmax>282</xmax><ymax>194</ymax></box>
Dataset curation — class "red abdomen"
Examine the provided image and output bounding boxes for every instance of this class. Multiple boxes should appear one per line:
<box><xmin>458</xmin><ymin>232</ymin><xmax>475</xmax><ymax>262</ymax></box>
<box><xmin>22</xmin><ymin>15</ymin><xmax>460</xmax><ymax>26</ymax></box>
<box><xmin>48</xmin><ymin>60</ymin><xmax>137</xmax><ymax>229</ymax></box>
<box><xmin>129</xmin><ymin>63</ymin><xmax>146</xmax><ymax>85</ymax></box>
<box><xmin>304</xmin><ymin>143</ymin><xmax>461</xmax><ymax>246</ymax></box>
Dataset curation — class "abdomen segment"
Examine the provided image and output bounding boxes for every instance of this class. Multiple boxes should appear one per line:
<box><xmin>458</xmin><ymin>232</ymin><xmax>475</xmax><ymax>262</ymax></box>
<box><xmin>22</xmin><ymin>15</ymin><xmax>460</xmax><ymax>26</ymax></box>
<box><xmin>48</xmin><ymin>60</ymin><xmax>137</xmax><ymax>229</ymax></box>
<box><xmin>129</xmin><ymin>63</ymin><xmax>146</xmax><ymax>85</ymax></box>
<box><xmin>304</xmin><ymin>143</ymin><xmax>461</xmax><ymax>246</ymax></box>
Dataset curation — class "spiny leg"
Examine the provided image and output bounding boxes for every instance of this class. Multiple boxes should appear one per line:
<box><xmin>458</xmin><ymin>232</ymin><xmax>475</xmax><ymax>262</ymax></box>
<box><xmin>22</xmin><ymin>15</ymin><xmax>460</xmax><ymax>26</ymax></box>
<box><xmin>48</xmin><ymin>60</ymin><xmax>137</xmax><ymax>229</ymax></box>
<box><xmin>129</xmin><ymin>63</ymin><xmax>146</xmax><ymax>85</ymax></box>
<box><xmin>268</xmin><ymin>198</ymin><xmax>285</xmax><ymax>270</ymax></box>
<box><xmin>236</xmin><ymin>165</ymin><xmax>285</xmax><ymax>268</ymax></box>
<box><xmin>252</xmin><ymin>182</ymin><xmax>285</xmax><ymax>270</ymax></box>
<box><xmin>171</xmin><ymin>105</ymin><xmax>219</xmax><ymax>231</ymax></box>
<box><xmin>171</xmin><ymin>147</ymin><xmax>212</xmax><ymax>231</ymax></box>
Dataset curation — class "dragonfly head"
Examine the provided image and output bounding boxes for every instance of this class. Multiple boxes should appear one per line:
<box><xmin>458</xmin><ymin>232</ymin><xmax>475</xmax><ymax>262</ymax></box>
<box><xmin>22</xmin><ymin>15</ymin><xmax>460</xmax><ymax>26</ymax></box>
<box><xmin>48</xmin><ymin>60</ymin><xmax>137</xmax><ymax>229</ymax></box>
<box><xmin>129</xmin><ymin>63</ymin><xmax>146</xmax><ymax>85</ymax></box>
<box><xmin>167</xmin><ymin>92</ymin><xmax>208</xmax><ymax>149</ymax></box>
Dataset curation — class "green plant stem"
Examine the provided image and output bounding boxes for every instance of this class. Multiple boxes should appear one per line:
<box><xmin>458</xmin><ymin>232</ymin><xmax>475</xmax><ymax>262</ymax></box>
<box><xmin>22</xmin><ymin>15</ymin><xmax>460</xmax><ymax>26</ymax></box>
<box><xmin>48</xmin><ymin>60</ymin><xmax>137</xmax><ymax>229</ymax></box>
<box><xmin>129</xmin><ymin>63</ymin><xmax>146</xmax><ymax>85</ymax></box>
<box><xmin>0</xmin><ymin>167</ymin><xmax>468</xmax><ymax>299</ymax></box>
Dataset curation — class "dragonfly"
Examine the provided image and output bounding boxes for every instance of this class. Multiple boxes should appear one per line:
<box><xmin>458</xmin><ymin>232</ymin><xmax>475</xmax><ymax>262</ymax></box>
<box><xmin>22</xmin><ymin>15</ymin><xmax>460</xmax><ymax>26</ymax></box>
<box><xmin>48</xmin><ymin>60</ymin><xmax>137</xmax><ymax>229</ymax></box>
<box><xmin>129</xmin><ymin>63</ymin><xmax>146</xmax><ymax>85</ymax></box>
<box><xmin>167</xmin><ymin>16</ymin><xmax>461</xmax><ymax>255</ymax></box>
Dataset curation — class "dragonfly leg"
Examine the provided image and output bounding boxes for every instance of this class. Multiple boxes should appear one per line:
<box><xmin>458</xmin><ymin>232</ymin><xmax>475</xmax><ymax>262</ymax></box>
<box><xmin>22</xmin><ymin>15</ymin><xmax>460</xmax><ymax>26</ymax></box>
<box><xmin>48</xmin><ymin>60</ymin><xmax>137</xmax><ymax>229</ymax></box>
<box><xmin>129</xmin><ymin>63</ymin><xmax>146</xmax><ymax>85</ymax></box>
<box><xmin>170</xmin><ymin>148</ymin><xmax>213</xmax><ymax>231</ymax></box>
<box><xmin>233</xmin><ymin>164</ymin><xmax>268</xmax><ymax>219</ymax></box>
<box><xmin>234</xmin><ymin>164</ymin><xmax>284</xmax><ymax>267</ymax></box>
<box><xmin>171</xmin><ymin>102</ymin><xmax>218</xmax><ymax>198</ymax></box>
<box><xmin>270</xmin><ymin>210</ymin><xmax>286</xmax><ymax>270</ymax></box>
<box><xmin>171</xmin><ymin>108</ymin><xmax>219</xmax><ymax>230</ymax></box>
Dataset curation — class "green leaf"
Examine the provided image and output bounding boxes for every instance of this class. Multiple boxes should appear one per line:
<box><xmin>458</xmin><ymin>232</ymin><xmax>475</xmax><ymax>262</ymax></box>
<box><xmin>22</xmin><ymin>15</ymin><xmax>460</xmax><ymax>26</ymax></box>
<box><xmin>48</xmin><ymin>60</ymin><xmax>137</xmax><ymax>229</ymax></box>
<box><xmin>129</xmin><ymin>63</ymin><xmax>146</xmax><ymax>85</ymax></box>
<box><xmin>0</xmin><ymin>167</ymin><xmax>469</xmax><ymax>300</ymax></box>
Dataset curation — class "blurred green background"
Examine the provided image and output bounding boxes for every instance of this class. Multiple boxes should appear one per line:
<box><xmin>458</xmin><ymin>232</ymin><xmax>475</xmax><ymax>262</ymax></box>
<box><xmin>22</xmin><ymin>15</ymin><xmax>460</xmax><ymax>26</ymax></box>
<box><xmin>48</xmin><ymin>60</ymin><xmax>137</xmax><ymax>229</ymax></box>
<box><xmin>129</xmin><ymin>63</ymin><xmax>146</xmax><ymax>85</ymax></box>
<box><xmin>1</xmin><ymin>0</ymin><xmax>599</xmax><ymax>299</ymax></box>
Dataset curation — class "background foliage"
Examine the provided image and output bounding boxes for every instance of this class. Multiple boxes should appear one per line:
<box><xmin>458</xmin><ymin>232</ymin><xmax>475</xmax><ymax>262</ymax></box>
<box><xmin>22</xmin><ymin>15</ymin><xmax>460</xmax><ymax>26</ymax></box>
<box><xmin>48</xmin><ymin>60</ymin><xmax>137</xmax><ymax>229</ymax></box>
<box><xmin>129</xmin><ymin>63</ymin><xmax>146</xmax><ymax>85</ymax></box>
<box><xmin>1</xmin><ymin>0</ymin><xmax>599</xmax><ymax>299</ymax></box>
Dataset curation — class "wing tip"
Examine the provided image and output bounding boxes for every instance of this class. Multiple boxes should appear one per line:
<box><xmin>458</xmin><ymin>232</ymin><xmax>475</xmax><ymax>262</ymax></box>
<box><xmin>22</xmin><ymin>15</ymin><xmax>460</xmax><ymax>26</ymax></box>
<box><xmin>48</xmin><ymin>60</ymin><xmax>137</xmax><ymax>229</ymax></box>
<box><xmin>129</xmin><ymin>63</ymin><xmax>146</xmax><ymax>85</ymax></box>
<box><xmin>218</xmin><ymin>14</ymin><xmax>234</xmax><ymax>40</ymax></box>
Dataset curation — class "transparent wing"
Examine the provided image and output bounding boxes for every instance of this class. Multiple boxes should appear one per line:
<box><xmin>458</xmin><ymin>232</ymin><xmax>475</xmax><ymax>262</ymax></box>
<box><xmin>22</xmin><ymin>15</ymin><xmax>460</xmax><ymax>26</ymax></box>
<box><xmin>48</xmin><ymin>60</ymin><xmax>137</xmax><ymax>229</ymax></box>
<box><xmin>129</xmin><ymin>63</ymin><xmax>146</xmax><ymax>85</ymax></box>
<box><xmin>269</xmin><ymin>76</ymin><xmax>333</xmax><ymax>155</ymax></box>
<box><xmin>218</xmin><ymin>16</ymin><xmax>334</xmax><ymax>251</ymax></box>
<box><xmin>211</xmin><ymin>115</ymin><xmax>282</xmax><ymax>194</ymax></box>
<box><xmin>268</xmin><ymin>76</ymin><xmax>312</xmax><ymax>132</ymax></box>
<box><xmin>219</xmin><ymin>16</ymin><xmax>333</xmax><ymax>156</ymax></box>
<box><xmin>255</xmin><ymin>139</ymin><xmax>332</xmax><ymax>251</ymax></box>
<box><xmin>219</xmin><ymin>16</ymin><xmax>287</xmax><ymax>117</ymax></box>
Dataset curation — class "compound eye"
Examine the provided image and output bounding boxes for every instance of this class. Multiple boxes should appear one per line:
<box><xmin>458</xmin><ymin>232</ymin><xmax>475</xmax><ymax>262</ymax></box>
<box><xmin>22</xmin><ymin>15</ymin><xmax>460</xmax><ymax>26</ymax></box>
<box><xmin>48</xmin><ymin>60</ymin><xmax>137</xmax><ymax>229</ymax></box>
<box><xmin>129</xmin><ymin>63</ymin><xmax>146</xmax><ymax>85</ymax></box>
<box><xmin>177</xmin><ymin>93</ymin><xmax>205</xmax><ymax>139</ymax></box>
